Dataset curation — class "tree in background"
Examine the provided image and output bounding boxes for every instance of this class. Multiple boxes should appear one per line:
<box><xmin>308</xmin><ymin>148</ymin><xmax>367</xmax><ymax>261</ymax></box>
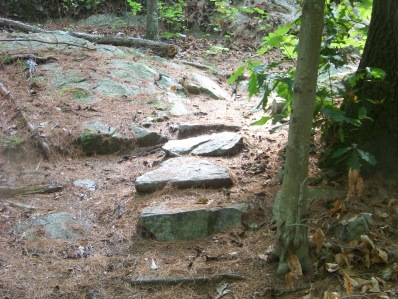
<box><xmin>146</xmin><ymin>0</ymin><xmax>159</xmax><ymax>40</ymax></box>
<box><xmin>333</xmin><ymin>0</ymin><xmax>398</xmax><ymax>177</ymax></box>
<box><xmin>275</xmin><ymin>0</ymin><xmax>325</xmax><ymax>274</ymax></box>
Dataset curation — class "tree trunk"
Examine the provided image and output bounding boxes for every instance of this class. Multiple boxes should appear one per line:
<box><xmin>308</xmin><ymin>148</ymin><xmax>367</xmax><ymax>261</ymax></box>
<box><xmin>343</xmin><ymin>0</ymin><xmax>398</xmax><ymax>176</ymax></box>
<box><xmin>146</xmin><ymin>0</ymin><xmax>159</xmax><ymax>40</ymax></box>
<box><xmin>275</xmin><ymin>0</ymin><xmax>325</xmax><ymax>275</ymax></box>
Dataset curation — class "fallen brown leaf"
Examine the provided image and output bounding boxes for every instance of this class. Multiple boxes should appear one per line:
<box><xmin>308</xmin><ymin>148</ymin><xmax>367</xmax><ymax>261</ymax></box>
<box><xmin>346</xmin><ymin>168</ymin><xmax>364</xmax><ymax>201</ymax></box>
<box><xmin>288</xmin><ymin>255</ymin><xmax>303</xmax><ymax>278</ymax></box>
<box><xmin>343</xmin><ymin>273</ymin><xmax>353</xmax><ymax>295</ymax></box>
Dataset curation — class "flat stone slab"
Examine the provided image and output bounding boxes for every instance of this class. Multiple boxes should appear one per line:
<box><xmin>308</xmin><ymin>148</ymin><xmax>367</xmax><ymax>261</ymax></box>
<box><xmin>130</xmin><ymin>126</ymin><xmax>168</xmax><ymax>147</ymax></box>
<box><xmin>163</xmin><ymin>132</ymin><xmax>244</xmax><ymax>157</ymax></box>
<box><xmin>77</xmin><ymin>121</ymin><xmax>133</xmax><ymax>155</ymax></box>
<box><xmin>191</xmin><ymin>73</ymin><xmax>230</xmax><ymax>100</ymax></box>
<box><xmin>178</xmin><ymin>123</ymin><xmax>241</xmax><ymax>138</ymax></box>
<box><xmin>334</xmin><ymin>213</ymin><xmax>373</xmax><ymax>241</ymax></box>
<box><xmin>14</xmin><ymin>212</ymin><xmax>90</xmax><ymax>241</ymax></box>
<box><xmin>134</xmin><ymin>157</ymin><xmax>233</xmax><ymax>192</ymax></box>
<box><xmin>180</xmin><ymin>73</ymin><xmax>230</xmax><ymax>100</ymax></box>
<box><xmin>139</xmin><ymin>203</ymin><xmax>248</xmax><ymax>241</ymax></box>
<box><xmin>73</xmin><ymin>179</ymin><xmax>96</xmax><ymax>191</ymax></box>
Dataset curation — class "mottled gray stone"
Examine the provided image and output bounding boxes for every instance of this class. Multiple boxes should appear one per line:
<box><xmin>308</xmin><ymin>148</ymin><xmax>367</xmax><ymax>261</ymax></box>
<box><xmin>49</xmin><ymin>73</ymin><xmax>87</xmax><ymax>88</ymax></box>
<box><xmin>154</xmin><ymin>92</ymin><xmax>189</xmax><ymax>115</ymax></box>
<box><xmin>77</xmin><ymin>121</ymin><xmax>133</xmax><ymax>155</ymax></box>
<box><xmin>166</xmin><ymin>92</ymin><xmax>189</xmax><ymax>116</ymax></box>
<box><xmin>163</xmin><ymin>132</ymin><xmax>243</xmax><ymax>157</ymax></box>
<box><xmin>334</xmin><ymin>213</ymin><xmax>373</xmax><ymax>241</ymax></box>
<box><xmin>95</xmin><ymin>44</ymin><xmax>133</xmax><ymax>56</ymax></box>
<box><xmin>271</xmin><ymin>96</ymin><xmax>286</xmax><ymax>115</ymax></box>
<box><xmin>73</xmin><ymin>179</ymin><xmax>96</xmax><ymax>191</ymax></box>
<box><xmin>130</xmin><ymin>126</ymin><xmax>168</xmax><ymax>147</ymax></box>
<box><xmin>156</xmin><ymin>74</ymin><xmax>182</xmax><ymax>90</ymax></box>
<box><xmin>177</xmin><ymin>123</ymin><xmax>241</xmax><ymax>138</ymax></box>
<box><xmin>144</xmin><ymin>113</ymin><xmax>169</xmax><ymax>123</ymax></box>
<box><xmin>182</xmin><ymin>73</ymin><xmax>230</xmax><ymax>100</ymax></box>
<box><xmin>139</xmin><ymin>203</ymin><xmax>248</xmax><ymax>241</ymax></box>
<box><xmin>78</xmin><ymin>14</ymin><xmax>146</xmax><ymax>27</ymax></box>
<box><xmin>14</xmin><ymin>212</ymin><xmax>90</xmax><ymax>241</ymax></box>
<box><xmin>134</xmin><ymin>157</ymin><xmax>232</xmax><ymax>192</ymax></box>
<box><xmin>108</xmin><ymin>61</ymin><xmax>159</xmax><ymax>80</ymax></box>
<box><xmin>28</xmin><ymin>32</ymin><xmax>90</xmax><ymax>48</ymax></box>
<box><xmin>92</xmin><ymin>78</ymin><xmax>141</xmax><ymax>98</ymax></box>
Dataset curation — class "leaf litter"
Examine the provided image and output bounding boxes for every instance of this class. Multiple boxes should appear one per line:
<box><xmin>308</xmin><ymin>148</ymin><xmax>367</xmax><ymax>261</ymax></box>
<box><xmin>0</xmin><ymin>20</ymin><xmax>398</xmax><ymax>299</ymax></box>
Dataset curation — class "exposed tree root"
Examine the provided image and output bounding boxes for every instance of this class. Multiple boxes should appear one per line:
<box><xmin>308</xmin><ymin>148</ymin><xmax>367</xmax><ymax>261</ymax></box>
<box><xmin>3</xmin><ymin>54</ymin><xmax>58</xmax><ymax>64</ymax></box>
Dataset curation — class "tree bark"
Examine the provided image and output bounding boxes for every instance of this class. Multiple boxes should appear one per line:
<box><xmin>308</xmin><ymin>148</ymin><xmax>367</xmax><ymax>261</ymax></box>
<box><xmin>146</xmin><ymin>0</ymin><xmax>159</xmax><ymax>40</ymax></box>
<box><xmin>275</xmin><ymin>0</ymin><xmax>325</xmax><ymax>275</ymax></box>
<box><xmin>342</xmin><ymin>0</ymin><xmax>398</xmax><ymax>176</ymax></box>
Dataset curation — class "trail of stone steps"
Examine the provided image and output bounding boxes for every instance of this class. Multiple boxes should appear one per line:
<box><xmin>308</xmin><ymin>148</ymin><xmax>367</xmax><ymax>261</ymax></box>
<box><xmin>134</xmin><ymin>125</ymin><xmax>247</xmax><ymax>240</ymax></box>
<box><xmin>3</xmin><ymin>29</ymin><xmax>249</xmax><ymax>241</ymax></box>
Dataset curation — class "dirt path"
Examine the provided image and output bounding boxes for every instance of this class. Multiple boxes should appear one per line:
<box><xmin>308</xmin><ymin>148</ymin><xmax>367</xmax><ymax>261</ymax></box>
<box><xmin>1</xmin><ymin>23</ymin><xmax>398</xmax><ymax>299</ymax></box>
<box><xmin>0</xmin><ymin>24</ymin><xmax>296</xmax><ymax>298</ymax></box>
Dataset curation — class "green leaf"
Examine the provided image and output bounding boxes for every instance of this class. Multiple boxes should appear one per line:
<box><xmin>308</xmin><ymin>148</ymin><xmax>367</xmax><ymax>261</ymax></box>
<box><xmin>321</xmin><ymin>106</ymin><xmax>361</xmax><ymax>126</ymax></box>
<box><xmin>366</xmin><ymin>67</ymin><xmax>386</xmax><ymax>80</ymax></box>
<box><xmin>275</xmin><ymin>79</ymin><xmax>293</xmax><ymax>103</ymax></box>
<box><xmin>269</xmin><ymin>122</ymin><xmax>288</xmax><ymax>134</ymax></box>
<box><xmin>250</xmin><ymin>116</ymin><xmax>273</xmax><ymax>126</ymax></box>
<box><xmin>248</xmin><ymin>73</ymin><xmax>260</xmax><ymax>97</ymax></box>
<box><xmin>338</xmin><ymin>127</ymin><xmax>345</xmax><ymax>143</ymax></box>
<box><xmin>357</xmin><ymin>149</ymin><xmax>377</xmax><ymax>166</ymax></box>
<box><xmin>358</xmin><ymin>107</ymin><xmax>367</xmax><ymax>119</ymax></box>
<box><xmin>346</xmin><ymin>72</ymin><xmax>364</xmax><ymax>88</ymax></box>
<box><xmin>347</xmin><ymin>152</ymin><xmax>361</xmax><ymax>170</ymax></box>
<box><xmin>258</xmin><ymin>21</ymin><xmax>294</xmax><ymax>55</ymax></box>
<box><xmin>357</xmin><ymin>0</ymin><xmax>372</xmax><ymax>19</ymax></box>
<box><xmin>227</xmin><ymin>66</ymin><xmax>245</xmax><ymax>84</ymax></box>
<box><xmin>263</xmin><ymin>22</ymin><xmax>293</xmax><ymax>47</ymax></box>
<box><xmin>331</xmin><ymin>146</ymin><xmax>352</xmax><ymax>159</ymax></box>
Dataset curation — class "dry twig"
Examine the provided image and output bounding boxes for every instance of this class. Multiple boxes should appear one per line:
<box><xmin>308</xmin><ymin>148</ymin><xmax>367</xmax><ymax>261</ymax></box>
<box><xmin>131</xmin><ymin>274</ymin><xmax>244</xmax><ymax>285</ymax></box>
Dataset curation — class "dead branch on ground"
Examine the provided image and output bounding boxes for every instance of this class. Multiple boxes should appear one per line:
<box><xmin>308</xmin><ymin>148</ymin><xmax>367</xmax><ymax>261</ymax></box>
<box><xmin>0</xmin><ymin>17</ymin><xmax>179</xmax><ymax>58</ymax></box>
<box><xmin>131</xmin><ymin>274</ymin><xmax>244</xmax><ymax>285</ymax></box>
<box><xmin>0</xmin><ymin>184</ymin><xmax>64</xmax><ymax>197</ymax></box>
<box><xmin>180</xmin><ymin>59</ymin><xmax>221</xmax><ymax>75</ymax></box>
<box><xmin>4</xmin><ymin>201</ymin><xmax>38</xmax><ymax>211</ymax></box>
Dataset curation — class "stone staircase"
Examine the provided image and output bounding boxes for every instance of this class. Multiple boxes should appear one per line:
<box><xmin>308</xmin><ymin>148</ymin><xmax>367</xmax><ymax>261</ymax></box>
<box><xmin>134</xmin><ymin>123</ymin><xmax>249</xmax><ymax>241</ymax></box>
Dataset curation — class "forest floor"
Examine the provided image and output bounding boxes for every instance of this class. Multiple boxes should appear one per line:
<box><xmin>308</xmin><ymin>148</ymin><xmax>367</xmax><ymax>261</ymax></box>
<box><xmin>0</xmin><ymin>20</ymin><xmax>398</xmax><ymax>299</ymax></box>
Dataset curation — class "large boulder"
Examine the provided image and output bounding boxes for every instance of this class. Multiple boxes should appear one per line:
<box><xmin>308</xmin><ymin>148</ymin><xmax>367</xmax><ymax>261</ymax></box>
<box><xmin>14</xmin><ymin>212</ymin><xmax>90</xmax><ymax>241</ymax></box>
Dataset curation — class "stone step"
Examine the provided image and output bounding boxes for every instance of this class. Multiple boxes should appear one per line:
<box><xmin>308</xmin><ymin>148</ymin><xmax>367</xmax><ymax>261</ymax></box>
<box><xmin>163</xmin><ymin>132</ymin><xmax>244</xmax><ymax>157</ymax></box>
<box><xmin>138</xmin><ymin>203</ymin><xmax>248</xmax><ymax>241</ymax></box>
<box><xmin>134</xmin><ymin>157</ymin><xmax>233</xmax><ymax>193</ymax></box>
<box><xmin>177</xmin><ymin>123</ymin><xmax>241</xmax><ymax>139</ymax></box>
